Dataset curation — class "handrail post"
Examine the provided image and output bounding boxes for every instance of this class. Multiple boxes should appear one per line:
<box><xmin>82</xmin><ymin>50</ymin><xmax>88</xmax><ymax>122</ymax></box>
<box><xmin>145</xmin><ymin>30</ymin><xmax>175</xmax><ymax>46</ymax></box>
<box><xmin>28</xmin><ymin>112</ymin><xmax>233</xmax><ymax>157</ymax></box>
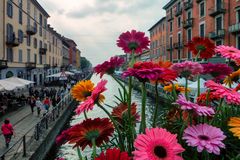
<box><xmin>23</xmin><ymin>135</ymin><xmax>26</xmax><ymax>157</ymax></box>
<box><xmin>45</xmin><ymin>117</ymin><xmax>48</xmax><ymax>129</ymax></box>
<box><xmin>1</xmin><ymin>155</ymin><xmax>5</xmax><ymax>160</ymax></box>
<box><xmin>35</xmin><ymin>123</ymin><xmax>40</xmax><ymax>141</ymax></box>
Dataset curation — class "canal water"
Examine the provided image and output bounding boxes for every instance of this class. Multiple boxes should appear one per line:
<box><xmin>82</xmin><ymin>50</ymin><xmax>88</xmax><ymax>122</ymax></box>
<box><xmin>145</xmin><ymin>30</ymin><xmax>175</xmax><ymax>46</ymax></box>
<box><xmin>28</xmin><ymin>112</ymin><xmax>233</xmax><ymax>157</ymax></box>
<box><xmin>46</xmin><ymin>74</ymin><xmax>156</xmax><ymax>160</ymax></box>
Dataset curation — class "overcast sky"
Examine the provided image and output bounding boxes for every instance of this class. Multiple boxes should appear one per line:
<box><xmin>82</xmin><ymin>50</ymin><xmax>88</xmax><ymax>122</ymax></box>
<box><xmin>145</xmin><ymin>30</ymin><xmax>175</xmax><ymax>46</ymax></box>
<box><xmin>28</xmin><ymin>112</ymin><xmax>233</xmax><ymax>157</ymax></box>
<box><xmin>38</xmin><ymin>0</ymin><xmax>168</xmax><ymax>66</ymax></box>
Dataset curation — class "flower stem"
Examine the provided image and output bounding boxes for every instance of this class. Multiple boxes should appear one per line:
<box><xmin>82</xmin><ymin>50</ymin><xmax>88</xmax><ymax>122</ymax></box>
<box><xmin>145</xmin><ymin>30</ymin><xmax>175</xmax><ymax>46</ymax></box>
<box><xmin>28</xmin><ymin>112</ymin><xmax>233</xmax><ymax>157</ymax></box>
<box><xmin>112</xmin><ymin>75</ymin><xmax>128</xmax><ymax>99</ymax></box>
<box><xmin>195</xmin><ymin>50</ymin><xmax>201</xmax><ymax>62</ymax></box>
<box><xmin>152</xmin><ymin>82</ymin><xmax>159</xmax><ymax>127</ymax></box>
<box><xmin>171</xmin><ymin>82</ymin><xmax>177</xmax><ymax>101</ymax></box>
<box><xmin>206</xmin><ymin>89</ymin><xmax>210</xmax><ymax>106</ymax></box>
<box><xmin>77</xmin><ymin>147</ymin><xmax>84</xmax><ymax>160</ymax></box>
<box><xmin>139</xmin><ymin>82</ymin><xmax>147</xmax><ymax>133</ymax></box>
<box><xmin>83</xmin><ymin>111</ymin><xmax>88</xmax><ymax>120</ymax></box>
<box><xmin>185</xmin><ymin>77</ymin><xmax>188</xmax><ymax>100</ymax></box>
<box><xmin>91</xmin><ymin>139</ymin><xmax>97</xmax><ymax>159</ymax></box>
<box><xmin>97</xmin><ymin>103</ymin><xmax>125</xmax><ymax>151</ymax></box>
<box><xmin>197</xmin><ymin>75</ymin><xmax>200</xmax><ymax>97</ymax></box>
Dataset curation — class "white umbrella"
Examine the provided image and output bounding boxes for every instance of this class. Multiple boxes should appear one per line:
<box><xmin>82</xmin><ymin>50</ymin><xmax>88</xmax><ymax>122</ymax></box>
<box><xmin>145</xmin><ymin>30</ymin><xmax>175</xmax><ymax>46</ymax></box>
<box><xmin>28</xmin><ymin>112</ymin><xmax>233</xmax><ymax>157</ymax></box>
<box><xmin>0</xmin><ymin>79</ymin><xmax>26</xmax><ymax>91</ymax></box>
<box><xmin>174</xmin><ymin>77</ymin><xmax>193</xmax><ymax>86</ymax></box>
<box><xmin>5</xmin><ymin>77</ymin><xmax>34</xmax><ymax>85</ymax></box>
<box><xmin>46</xmin><ymin>71</ymin><xmax>75</xmax><ymax>78</ymax></box>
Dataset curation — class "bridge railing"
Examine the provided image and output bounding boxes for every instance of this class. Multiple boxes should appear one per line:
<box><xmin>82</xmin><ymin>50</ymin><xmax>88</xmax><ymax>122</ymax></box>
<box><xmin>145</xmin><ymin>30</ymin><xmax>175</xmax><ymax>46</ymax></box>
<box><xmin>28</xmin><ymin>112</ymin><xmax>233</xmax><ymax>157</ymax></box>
<box><xmin>0</xmin><ymin>93</ymin><xmax>73</xmax><ymax>160</ymax></box>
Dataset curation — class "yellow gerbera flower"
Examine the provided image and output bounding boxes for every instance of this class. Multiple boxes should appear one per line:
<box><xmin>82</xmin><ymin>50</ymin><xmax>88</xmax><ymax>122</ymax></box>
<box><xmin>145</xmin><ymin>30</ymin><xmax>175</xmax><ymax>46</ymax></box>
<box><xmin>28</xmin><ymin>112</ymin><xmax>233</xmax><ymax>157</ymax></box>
<box><xmin>163</xmin><ymin>83</ymin><xmax>190</xmax><ymax>93</ymax></box>
<box><xmin>224</xmin><ymin>69</ymin><xmax>240</xmax><ymax>86</ymax></box>
<box><xmin>71</xmin><ymin>80</ymin><xmax>94</xmax><ymax>101</ymax></box>
<box><xmin>228</xmin><ymin>117</ymin><xmax>240</xmax><ymax>139</ymax></box>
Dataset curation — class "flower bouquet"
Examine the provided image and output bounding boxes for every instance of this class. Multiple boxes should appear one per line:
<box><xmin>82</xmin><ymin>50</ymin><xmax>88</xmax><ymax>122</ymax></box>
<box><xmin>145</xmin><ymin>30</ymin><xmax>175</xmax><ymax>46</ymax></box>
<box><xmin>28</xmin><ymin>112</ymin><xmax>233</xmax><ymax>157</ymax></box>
<box><xmin>56</xmin><ymin>30</ymin><xmax>240</xmax><ymax>160</ymax></box>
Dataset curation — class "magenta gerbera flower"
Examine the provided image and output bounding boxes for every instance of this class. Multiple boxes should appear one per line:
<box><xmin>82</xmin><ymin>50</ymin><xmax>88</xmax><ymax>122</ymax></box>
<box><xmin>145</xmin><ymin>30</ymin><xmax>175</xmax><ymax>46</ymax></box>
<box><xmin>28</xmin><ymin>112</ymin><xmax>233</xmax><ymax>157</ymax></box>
<box><xmin>175</xmin><ymin>94</ymin><xmax>215</xmax><ymax>117</ymax></box>
<box><xmin>133</xmin><ymin>128</ymin><xmax>185</xmax><ymax>160</ymax></box>
<box><xmin>117</xmin><ymin>30</ymin><xmax>150</xmax><ymax>54</ymax></box>
<box><xmin>216</xmin><ymin>45</ymin><xmax>240</xmax><ymax>65</ymax></box>
<box><xmin>171</xmin><ymin>61</ymin><xmax>203</xmax><ymax>78</ymax></box>
<box><xmin>94</xmin><ymin>56</ymin><xmax>125</xmax><ymax>78</ymax></box>
<box><xmin>205</xmin><ymin>80</ymin><xmax>240</xmax><ymax>105</ymax></box>
<box><xmin>183</xmin><ymin>124</ymin><xmax>226</xmax><ymax>155</ymax></box>
<box><xmin>202</xmin><ymin>63</ymin><xmax>233</xmax><ymax>82</ymax></box>
<box><xmin>75</xmin><ymin>80</ymin><xmax>107</xmax><ymax>115</ymax></box>
<box><xmin>123</xmin><ymin>61</ymin><xmax>163</xmax><ymax>82</ymax></box>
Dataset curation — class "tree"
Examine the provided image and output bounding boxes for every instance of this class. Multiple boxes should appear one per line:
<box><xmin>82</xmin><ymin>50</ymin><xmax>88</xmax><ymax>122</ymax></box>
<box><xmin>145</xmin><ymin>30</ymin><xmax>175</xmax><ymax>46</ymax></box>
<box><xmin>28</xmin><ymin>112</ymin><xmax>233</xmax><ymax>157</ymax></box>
<box><xmin>80</xmin><ymin>57</ymin><xmax>92</xmax><ymax>70</ymax></box>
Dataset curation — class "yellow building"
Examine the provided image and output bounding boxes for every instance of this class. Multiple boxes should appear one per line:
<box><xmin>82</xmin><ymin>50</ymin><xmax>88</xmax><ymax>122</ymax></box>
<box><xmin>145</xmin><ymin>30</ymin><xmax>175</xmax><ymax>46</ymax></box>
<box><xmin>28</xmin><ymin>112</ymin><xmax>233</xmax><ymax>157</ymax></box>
<box><xmin>76</xmin><ymin>49</ymin><xmax>81</xmax><ymax>69</ymax></box>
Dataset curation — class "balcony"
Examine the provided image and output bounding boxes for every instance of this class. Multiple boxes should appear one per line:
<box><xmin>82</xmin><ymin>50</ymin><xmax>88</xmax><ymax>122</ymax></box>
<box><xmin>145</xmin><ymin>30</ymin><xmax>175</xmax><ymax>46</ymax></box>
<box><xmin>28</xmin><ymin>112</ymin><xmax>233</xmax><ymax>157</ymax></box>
<box><xmin>175</xmin><ymin>8</ymin><xmax>182</xmax><ymax>17</ymax></box>
<box><xmin>183</xmin><ymin>18</ymin><xmax>193</xmax><ymax>29</ymax></box>
<box><xmin>44</xmin><ymin>64</ymin><xmax>50</xmax><ymax>70</ymax></box>
<box><xmin>209</xmin><ymin>4</ymin><xmax>226</xmax><ymax>17</ymax></box>
<box><xmin>229</xmin><ymin>23</ymin><xmax>240</xmax><ymax>34</ymax></box>
<box><xmin>196</xmin><ymin>0</ymin><xmax>203</xmax><ymax>3</ymax></box>
<box><xmin>0</xmin><ymin>60</ymin><xmax>8</xmax><ymax>70</ymax></box>
<box><xmin>26</xmin><ymin>62</ymin><xmax>36</xmax><ymax>70</ymax></box>
<box><xmin>39</xmin><ymin>48</ymin><xmax>47</xmax><ymax>55</ymax></box>
<box><xmin>184</xmin><ymin>1</ymin><xmax>193</xmax><ymax>10</ymax></box>
<box><xmin>208</xmin><ymin>29</ymin><xmax>225</xmax><ymax>40</ymax></box>
<box><xmin>52</xmin><ymin>64</ymin><xmax>58</xmax><ymax>68</ymax></box>
<box><xmin>26</xmin><ymin>25</ymin><xmax>37</xmax><ymax>35</ymax></box>
<box><xmin>6</xmin><ymin>35</ymin><xmax>19</xmax><ymax>47</ymax></box>
<box><xmin>167</xmin><ymin>14</ymin><xmax>174</xmax><ymax>21</ymax></box>
<box><xmin>166</xmin><ymin>45</ymin><xmax>173</xmax><ymax>51</ymax></box>
<box><xmin>173</xmin><ymin>42</ymin><xmax>183</xmax><ymax>49</ymax></box>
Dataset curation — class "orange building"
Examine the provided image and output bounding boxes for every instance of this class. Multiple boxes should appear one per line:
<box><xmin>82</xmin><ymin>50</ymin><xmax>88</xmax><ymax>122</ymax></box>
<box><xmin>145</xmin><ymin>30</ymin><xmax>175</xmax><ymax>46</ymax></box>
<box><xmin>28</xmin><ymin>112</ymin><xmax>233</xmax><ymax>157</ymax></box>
<box><xmin>155</xmin><ymin>0</ymin><xmax>240</xmax><ymax>63</ymax></box>
<box><xmin>148</xmin><ymin>17</ymin><xmax>167</xmax><ymax>62</ymax></box>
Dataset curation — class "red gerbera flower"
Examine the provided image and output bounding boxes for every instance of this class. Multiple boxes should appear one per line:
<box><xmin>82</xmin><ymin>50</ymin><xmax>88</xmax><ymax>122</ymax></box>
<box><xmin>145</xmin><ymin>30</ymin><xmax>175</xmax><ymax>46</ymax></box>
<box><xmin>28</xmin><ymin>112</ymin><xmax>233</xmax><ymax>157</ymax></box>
<box><xmin>94</xmin><ymin>56</ymin><xmax>125</xmax><ymax>78</ymax></box>
<box><xmin>117</xmin><ymin>30</ymin><xmax>150</xmax><ymax>54</ymax></box>
<box><xmin>67</xmin><ymin>118</ymin><xmax>114</xmax><ymax>150</ymax></box>
<box><xmin>95</xmin><ymin>148</ymin><xmax>131</xmax><ymax>160</ymax></box>
<box><xmin>197</xmin><ymin>91</ymin><xmax>221</xmax><ymax>105</ymax></box>
<box><xmin>111</xmin><ymin>103</ymin><xmax>139</xmax><ymax>124</ymax></box>
<box><xmin>187</xmin><ymin>37</ymin><xmax>215</xmax><ymax>59</ymax></box>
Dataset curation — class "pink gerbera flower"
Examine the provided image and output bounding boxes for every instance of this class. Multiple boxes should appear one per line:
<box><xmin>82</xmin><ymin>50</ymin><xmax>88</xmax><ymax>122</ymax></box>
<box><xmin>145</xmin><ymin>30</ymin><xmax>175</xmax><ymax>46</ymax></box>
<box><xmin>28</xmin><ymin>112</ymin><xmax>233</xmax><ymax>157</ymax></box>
<box><xmin>171</xmin><ymin>61</ymin><xmax>203</xmax><ymax>78</ymax></box>
<box><xmin>216</xmin><ymin>45</ymin><xmax>240</xmax><ymax>65</ymax></box>
<box><xmin>117</xmin><ymin>30</ymin><xmax>150</xmax><ymax>54</ymax></box>
<box><xmin>175</xmin><ymin>94</ymin><xmax>215</xmax><ymax>117</ymax></box>
<box><xmin>75</xmin><ymin>80</ymin><xmax>107</xmax><ymax>115</ymax></box>
<box><xmin>133</xmin><ymin>128</ymin><xmax>185</xmax><ymax>160</ymax></box>
<box><xmin>202</xmin><ymin>63</ymin><xmax>233</xmax><ymax>82</ymax></box>
<box><xmin>205</xmin><ymin>80</ymin><xmax>240</xmax><ymax>105</ymax></box>
<box><xmin>123</xmin><ymin>61</ymin><xmax>163</xmax><ymax>82</ymax></box>
<box><xmin>183</xmin><ymin>124</ymin><xmax>226</xmax><ymax>155</ymax></box>
<box><xmin>94</xmin><ymin>56</ymin><xmax>125</xmax><ymax>78</ymax></box>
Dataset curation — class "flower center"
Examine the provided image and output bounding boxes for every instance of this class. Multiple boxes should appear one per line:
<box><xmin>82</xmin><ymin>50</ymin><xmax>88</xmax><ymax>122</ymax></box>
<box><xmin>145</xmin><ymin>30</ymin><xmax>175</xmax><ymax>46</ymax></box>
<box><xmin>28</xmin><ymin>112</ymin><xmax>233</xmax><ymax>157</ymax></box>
<box><xmin>128</xmin><ymin>42</ymin><xmax>138</xmax><ymax>51</ymax></box>
<box><xmin>154</xmin><ymin>146</ymin><xmax>167</xmax><ymax>158</ymax></box>
<box><xmin>85</xmin><ymin>130</ymin><xmax>100</xmax><ymax>141</ymax></box>
<box><xmin>229</xmin><ymin>50</ymin><xmax>236</xmax><ymax>53</ymax></box>
<box><xmin>198</xmin><ymin>135</ymin><xmax>209</xmax><ymax>141</ymax></box>
<box><xmin>83</xmin><ymin>91</ymin><xmax>92</xmax><ymax>97</ymax></box>
<box><xmin>181</xmin><ymin>70</ymin><xmax>192</xmax><ymax>78</ymax></box>
<box><xmin>196</xmin><ymin>45</ymin><xmax>206</xmax><ymax>52</ymax></box>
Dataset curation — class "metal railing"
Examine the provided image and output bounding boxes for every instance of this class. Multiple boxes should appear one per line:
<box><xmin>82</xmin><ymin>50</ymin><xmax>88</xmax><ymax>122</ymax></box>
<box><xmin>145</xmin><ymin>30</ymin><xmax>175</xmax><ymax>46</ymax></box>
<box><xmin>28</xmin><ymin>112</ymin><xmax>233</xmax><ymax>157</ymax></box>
<box><xmin>0</xmin><ymin>93</ymin><xmax>73</xmax><ymax>160</ymax></box>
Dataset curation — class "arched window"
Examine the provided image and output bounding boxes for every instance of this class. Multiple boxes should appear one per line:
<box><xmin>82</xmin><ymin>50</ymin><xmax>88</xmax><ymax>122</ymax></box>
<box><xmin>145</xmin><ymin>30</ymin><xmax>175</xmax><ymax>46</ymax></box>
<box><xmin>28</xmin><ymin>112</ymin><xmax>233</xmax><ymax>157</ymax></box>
<box><xmin>7</xmin><ymin>0</ymin><xmax>13</xmax><ymax>18</ymax></box>
<box><xmin>6</xmin><ymin>71</ymin><xmax>14</xmax><ymax>78</ymax></box>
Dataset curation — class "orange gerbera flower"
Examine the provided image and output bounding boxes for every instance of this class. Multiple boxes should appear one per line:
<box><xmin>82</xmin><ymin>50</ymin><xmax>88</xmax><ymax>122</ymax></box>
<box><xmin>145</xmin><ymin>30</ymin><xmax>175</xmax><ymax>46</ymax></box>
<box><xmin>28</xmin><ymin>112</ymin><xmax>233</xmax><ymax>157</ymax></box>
<box><xmin>228</xmin><ymin>117</ymin><xmax>240</xmax><ymax>139</ymax></box>
<box><xmin>71</xmin><ymin>80</ymin><xmax>94</xmax><ymax>101</ymax></box>
<box><xmin>224</xmin><ymin>69</ymin><xmax>240</xmax><ymax>86</ymax></box>
<box><xmin>197</xmin><ymin>91</ymin><xmax>221</xmax><ymax>105</ymax></box>
<box><xmin>163</xmin><ymin>83</ymin><xmax>190</xmax><ymax>93</ymax></box>
<box><xmin>158</xmin><ymin>60</ymin><xmax>172</xmax><ymax>68</ymax></box>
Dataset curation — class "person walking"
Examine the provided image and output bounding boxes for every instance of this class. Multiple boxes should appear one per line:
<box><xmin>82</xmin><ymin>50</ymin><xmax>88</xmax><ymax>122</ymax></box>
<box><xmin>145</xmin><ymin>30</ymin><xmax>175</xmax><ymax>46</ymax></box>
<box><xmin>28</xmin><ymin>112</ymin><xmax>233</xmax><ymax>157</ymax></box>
<box><xmin>29</xmin><ymin>96</ymin><xmax>36</xmax><ymax>114</ymax></box>
<box><xmin>43</xmin><ymin>97</ymin><xmax>51</xmax><ymax>112</ymax></box>
<box><xmin>35</xmin><ymin>97</ymin><xmax>43</xmax><ymax>117</ymax></box>
<box><xmin>1</xmin><ymin>119</ymin><xmax>14</xmax><ymax>147</ymax></box>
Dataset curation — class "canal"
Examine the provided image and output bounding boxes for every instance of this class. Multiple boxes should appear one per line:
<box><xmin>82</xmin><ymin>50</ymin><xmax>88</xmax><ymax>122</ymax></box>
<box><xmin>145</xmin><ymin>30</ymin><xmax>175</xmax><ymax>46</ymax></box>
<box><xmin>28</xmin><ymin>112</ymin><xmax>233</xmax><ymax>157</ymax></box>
<box><xmin>46</xmin><ymin>74</ymin><xmax>157</xmax><ymax>160</ymax></box>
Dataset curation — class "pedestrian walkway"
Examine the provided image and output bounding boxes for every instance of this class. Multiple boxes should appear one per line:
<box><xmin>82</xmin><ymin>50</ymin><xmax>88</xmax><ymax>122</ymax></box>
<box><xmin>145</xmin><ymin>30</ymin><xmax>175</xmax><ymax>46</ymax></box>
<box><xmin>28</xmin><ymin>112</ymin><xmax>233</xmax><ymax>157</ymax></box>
<box><xmin>0</xmin><ymin>104</ymin><xmax>40</xmax><ymax>156</ymax></box>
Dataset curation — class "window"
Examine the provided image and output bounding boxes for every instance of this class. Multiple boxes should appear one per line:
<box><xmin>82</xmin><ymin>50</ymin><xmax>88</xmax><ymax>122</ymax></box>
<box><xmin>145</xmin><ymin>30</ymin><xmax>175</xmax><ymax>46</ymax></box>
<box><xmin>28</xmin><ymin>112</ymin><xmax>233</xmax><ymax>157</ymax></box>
<box><xmin>170</xmin><ymin>21</ymin><xmax>173</xmax><ymax>32</ymax></box>
<box><xmin>7</xmin><ymin>0</ymin><xmax>13</xmax><ymax>18</ymax></box>
<box><xmin>7</xmin><ymin>48</ymin><xmax>13</xmax><ymax>62</ymax></box>
<box><xmin>27</xmin><ymin>35</ymin><xmax>31</xmax><ymax>46</ymax></box>
<box><xmin>27</xmin><ymin>17</ymin><xmax>30</xmax><ymax>26</ymax></box>
<box><xmin>187</xmin><ymin>29</ymin><xmax>192</xmax><ymax>59</ymax></box>
<box><xmin>199</xmin><ymin>23</ymin><xmax>205</xmax><ymax>37</ymax></box>
<box><xmin>44</xmin><ymin>19</ymin><xmax>47</xmax><ymax>28</ymax></box>
<box><xmin>49</xmin><ymin>44</ymin><xmax>51</xmax><ymax>52</ymax></box>
<box><xmin>199</xmin><ymin>1</ymin><xmax>205</xmax><ymax>18</ymax></box>
<box><xmin>39</xmin><ymin>27</ymin><xmax>42</xmax><ymax>37</ymax></box>
<box><xmin>27</xmin><ymin>49</ymin><xmax>31</xmax><ymax>62</ymax></box>
<box><xmin>236</xmin><ymin>35</ymin><xmax>240</xmax><ymax>49</ymax></box>
<box><xmin>187</xmin><ymin>10</ymin><xmax>192</xmax><ymax>19</ymax></box>
<box><xmin>18</xmin><ymin>30</ymin><xmax>23</xmax><ymax>43</ymax></box>
<box><xmin>34</xmin><ymin>22</ymin><xmax>37</xmax><ymax>33</ymax></box>
<box><xmin>34</xmin><ymin>38</ymin><xmax>37</xmax><ymax>48</ymax></box>
<box><xmin>19</xmin><ymin>10</ymin><xmax>22</xmax><ymax>24</ymax></box>
<box><xmin>19</xmin><ymin>49</ymin><xmax>22</xmax><ymax>62</ymax></box>
<box><xmin>178</xmin><ymin>16</ymin><xmax>181</xmax><ymax>28</ymax></box>
<box><xmin>236</xmin><ymin>9</ymin><xmax>240</xmax><ymax>23</ymax></box>
<box><xmin>44</xmin><ymin>43</ymin><xmax>47</xmax><ymax>49</ymax></box>
<box><xmin>34</xmin><ymin>54</ymin><xmax>37</xmax><ymax>63</ymax></box>
<box><xmin>34</xmin><ymin>7</ymin><xmax>37</xmax><ymax>20</ymax></box>
<box><xmin>216</xmin><ymin>16</ymin><xmax>223</xmax><ymax>31</ymax></box>
<box><xmin>39</xmin><ymin>55</ymin><xmax>42</xmax><ymax>64</ymax></box>
<box><xmin>39</xmin><ymin>40</ymin><xmax>42</xmax><ymax>48</ymax></box>
<box><xmin>39</xmin><ymin>14</ymin><xmax>43</xmax><ymax>25</ymax></box>
<box><xmin>27</xmin><ymin>0</ymin><xmax>30</xmax><ymax>13</ymax></box>
<box><xmin>7</xmin><ymin>23</ymin><xmax>13</xmax><ymax>38</ymax></box>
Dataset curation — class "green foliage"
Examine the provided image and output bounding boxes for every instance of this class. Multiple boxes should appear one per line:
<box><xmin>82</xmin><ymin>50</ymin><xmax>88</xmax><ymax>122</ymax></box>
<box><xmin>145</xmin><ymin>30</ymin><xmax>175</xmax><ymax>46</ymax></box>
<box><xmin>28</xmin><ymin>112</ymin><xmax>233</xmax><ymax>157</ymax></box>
<box><xmin>80</xmin><ymin>57</ymin><xmax>92</xmax><ymax>69</ymax></box>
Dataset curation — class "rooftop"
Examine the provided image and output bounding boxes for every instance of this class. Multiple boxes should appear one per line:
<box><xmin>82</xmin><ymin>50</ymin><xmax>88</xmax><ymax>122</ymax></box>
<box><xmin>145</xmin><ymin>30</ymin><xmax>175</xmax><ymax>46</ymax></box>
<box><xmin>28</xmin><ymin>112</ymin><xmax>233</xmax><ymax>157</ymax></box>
<box><xmin>148</xmin><ymin>17</ymin><xmax>166</xmax><ymax>31</ymax></box>
<box><xmin>163</xmin><ymin>0</ymin><xmax>177</xmax><ymax>10</ymax></box>
<box><xmin>31</xmin><ymin>0</ymin><xmax>50</xmax><ymax>18</ymax></box>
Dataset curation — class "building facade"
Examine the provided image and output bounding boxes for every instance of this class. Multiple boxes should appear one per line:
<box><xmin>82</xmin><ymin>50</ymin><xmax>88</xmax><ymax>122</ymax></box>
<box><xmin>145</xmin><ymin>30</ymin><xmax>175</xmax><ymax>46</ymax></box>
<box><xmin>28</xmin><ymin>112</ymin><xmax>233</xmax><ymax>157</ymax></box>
<box><xmin>62</xmin><ymin>37</ymin><xmax>77</xmax><ymax>69</ymax></box>
<box><xmin>76</xmin><ymin>49</ymin><xmax>81</xmax><ymax>69</ymax></box>
<box><xmin>62</xmin><ymin>38</ymin><xmax>70</xmax><ymax>69</ymax></box>
<box><xmin>150</xmin><ymin>0</ymin><xmax>240</xmax><ymax>63</ymax></box>
<box><xmin>149</xmin><ymin>17</ymin><xmax>167</xmax><ymax>61</ymax></box>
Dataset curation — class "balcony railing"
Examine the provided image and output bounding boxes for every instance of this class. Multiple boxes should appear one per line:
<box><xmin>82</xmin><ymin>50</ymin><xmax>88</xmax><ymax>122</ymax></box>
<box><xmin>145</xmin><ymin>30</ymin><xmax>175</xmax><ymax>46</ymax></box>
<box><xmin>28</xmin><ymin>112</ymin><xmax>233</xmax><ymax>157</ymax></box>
<box><xmin>26</xmin><ymin>62</ymin><xmax>36</xmax><ymax>70</ymax></box>
<box><xmin>229</xmin><ymin>23</ymin><xmax>240</xmax><ymax>34</ymax></box>
<box><xmin>166</xmin><ymin>45</ymin><xmax>173</xmax><ymax>51</ymax></box>
<box><xmin>39</xmin><ymin>48</ymin><xmax>47</xmax><ymax>55</ymax></box>
<box><xmin>167</xmin><ymin>14</ymin><xmax>174</xmax><ymax>21</ymax></box>
<box><xmin>209</xmin><ymin>29</ymin><xmax>225</xmax><ymax>40</ymax></box>
<box><xmin>175</xmin><ymin>8</ymin><xmax>182</xmax><ymax>17</ymax></box>
<box><xmin>0</xmin><ymin>60</ymin><xmax>8</xmax><ymax>70</ymax></box>
<box><xmin>209</xmin><ymin>3</ymin><xmax>226</xmax><ymax>17</ymax></box>
<box><xmin>196</xmin><ymin>0</ymin><xmax>203</xmax><ymax>3</ymax></box>
<box><xmin>44</xmin><ymin>64</ymin><xmax>50</xmax><ymax>70</ymax></box>
<box><xmin>173</xmin><ymin>42</ymin><xmax>183</xmax><ymax>49</ymax></box>
<box><xmin>26</xmin><ymin>25</ymin><xmax>37</xmax><ymax>35</ymax></box>
<box><xmin>184</xmin><ymin>1</ymin><xmax>193</xmax><ymax>10</ymax></box>
<box><xmin>6</xmin><ymin>35</ymin><xmax>19</xmax><ymax>47</ymax></box>
<box><xmin>183</xmin><ymin>18</ymin><xmax>193</xmax><ymax>29</ymax></box>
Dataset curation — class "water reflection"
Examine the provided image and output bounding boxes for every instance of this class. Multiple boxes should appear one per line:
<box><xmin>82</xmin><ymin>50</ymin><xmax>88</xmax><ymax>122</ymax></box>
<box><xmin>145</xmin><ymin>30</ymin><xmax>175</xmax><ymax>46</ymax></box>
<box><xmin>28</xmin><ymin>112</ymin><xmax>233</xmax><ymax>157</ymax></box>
<box><xmin>55</xmin><ymin>75</ymin><xmax>155</xmax><ymax>159</ymax></box>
